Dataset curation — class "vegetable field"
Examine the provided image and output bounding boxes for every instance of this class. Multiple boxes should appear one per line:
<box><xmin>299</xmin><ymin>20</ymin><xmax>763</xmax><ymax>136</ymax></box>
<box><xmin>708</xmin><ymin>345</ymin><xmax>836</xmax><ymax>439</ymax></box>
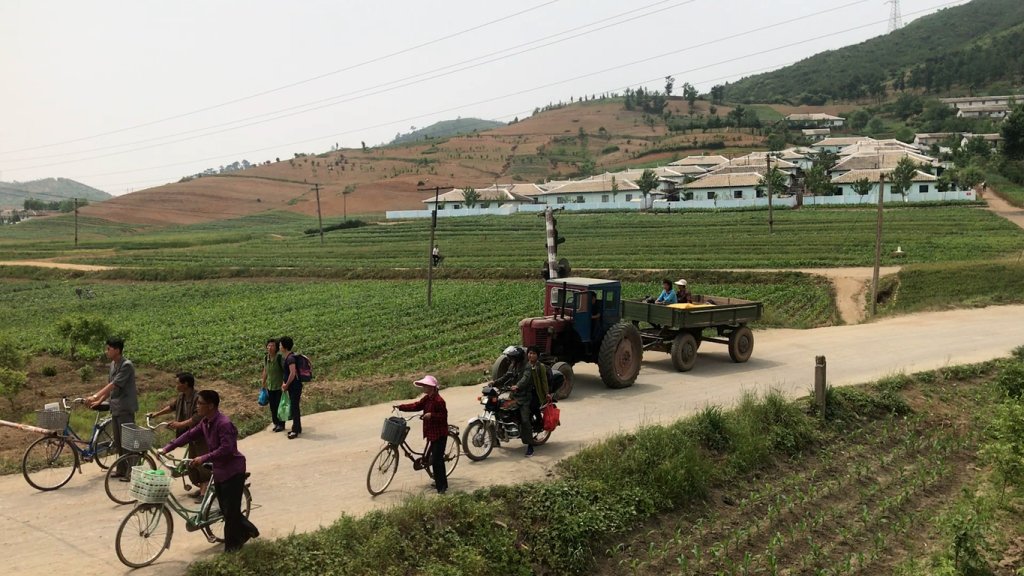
<box><xmin>1</xmin><ymin>275</ymin><xmax>834</xmax><ymax>383</ymax></box>
<box><xmin>2</xmin><ymin>205</ymin><xmax>1021</xmax><ymax>272</ymax></box>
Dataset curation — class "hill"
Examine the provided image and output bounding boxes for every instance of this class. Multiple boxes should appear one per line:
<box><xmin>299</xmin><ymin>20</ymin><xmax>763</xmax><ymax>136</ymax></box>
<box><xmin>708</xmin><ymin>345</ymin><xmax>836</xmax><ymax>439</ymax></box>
<box><xmin>0</xmin><ymin>178</ymin><xmax>111</xmax><ymax>209</ymax></box>
<box><xmin>388</xmin><ymin>117</ymin><xmax>506</xmax><ymax>145</ymax></box>
<box><xmin>722</xmin><ymin>0</ymin><xmax>1024</xmax><ymax>104</ymax></box>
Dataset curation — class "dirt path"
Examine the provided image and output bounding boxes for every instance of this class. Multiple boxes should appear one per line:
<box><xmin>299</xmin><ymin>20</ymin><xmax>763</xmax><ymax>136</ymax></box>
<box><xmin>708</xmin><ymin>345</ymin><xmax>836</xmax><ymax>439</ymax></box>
<box><xmin>0</xmin><ymin>259</ymin><xmax>114</xmax><ymax>271</ymax></box>
<box><xmin>4</xmin><ymin>304</ymin><xmax>1024</xmax><ymax>576</ymax></box>
<box><xmin>982</xmin><ymin>188</ymin><xmax>1024</xmax><ymax>229</ymax></box>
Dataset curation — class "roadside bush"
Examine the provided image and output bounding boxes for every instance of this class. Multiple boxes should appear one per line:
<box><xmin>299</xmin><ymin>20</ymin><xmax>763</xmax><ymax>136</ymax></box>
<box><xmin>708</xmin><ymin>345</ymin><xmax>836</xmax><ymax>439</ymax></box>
<box><xmin>690</xmin><ymin>404</ymin><xmax>731</xmax><ymax>451</ymax></box>
<box><xmin>993</xmin><ymin>361</ymin><xmax>1024</xmax><ymax>399</ymax></box>
<box><xmin>55</xmin><ymin>315</ymin><xmax>114</xmax><ymax>360</ymax></box>
<box><xmin>980</xmin><ymin>399</ymin><xmax>1024</xmax><ymax>489</ymax></box>
<box><xmin>41</xmin><ymin>365</ymin><xmax>57</xmax><ymax>377</ymax></box>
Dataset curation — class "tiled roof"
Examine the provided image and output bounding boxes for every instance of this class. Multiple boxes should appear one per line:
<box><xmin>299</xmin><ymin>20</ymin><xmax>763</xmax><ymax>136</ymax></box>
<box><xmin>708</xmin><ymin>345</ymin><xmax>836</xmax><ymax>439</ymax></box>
<box><xmin>831</xmin><ymin>169</ymin><xmax>937</xmax><ymax>184</ymax></box>
<box><xmin>682</xmin><ymin>172</ymin><xmax>763</xmax><ymax>189</ymax></box>
<box><xmin>668</xmin><ymin>155</ymin><xmax>729</xmax><ymax>167</ymax></box>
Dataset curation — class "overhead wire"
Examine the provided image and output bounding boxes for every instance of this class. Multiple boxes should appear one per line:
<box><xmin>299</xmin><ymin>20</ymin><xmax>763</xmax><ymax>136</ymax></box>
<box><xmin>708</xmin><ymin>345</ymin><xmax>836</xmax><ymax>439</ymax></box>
<box><xmin>6</xmin><ymin>0</ymin><xmax>965</xmax><ymax>192</ymax></box>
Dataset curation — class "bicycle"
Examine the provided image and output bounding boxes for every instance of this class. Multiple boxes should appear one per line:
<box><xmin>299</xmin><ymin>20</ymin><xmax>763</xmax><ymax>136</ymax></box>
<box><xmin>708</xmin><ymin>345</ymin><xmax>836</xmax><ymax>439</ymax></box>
<box><xmin>21</xmin><ymin>397</ymin><xmax>116</xmax><ymax>491</ymax></box>
<box><xmin>366</xmin><ymin>411</ymin><xmax>461</xmax><ymax>496</ymax></box>
<box><xmin>104</xmin><ymin>416</ymin><xmax>195</xmax><ymax>505</ymax></box>
<box><xmin>113</xmin><ymin>423</ymin><xmax>254</xmax><ymax>568</ymax></box>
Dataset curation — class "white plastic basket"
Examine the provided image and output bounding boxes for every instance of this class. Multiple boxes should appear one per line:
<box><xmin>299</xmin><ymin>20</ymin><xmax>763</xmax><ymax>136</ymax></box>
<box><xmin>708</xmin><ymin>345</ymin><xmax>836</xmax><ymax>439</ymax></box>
<box><xmin>381</xmin><ymin>416</ymin><xmax>409</xmax><ymax>445</ymax></box>
<box><xmin>128</xmin><ymin>465</ymin><xmax>171</xmax><ymax>503</ymax></box>
<box><xmin>36</xmin><ymin>409</ymin><xmax>70</xmax><ymax>431</ymax></box>
<box><xmin>121</xmin><ymin>423</ymin><xmax>156</xmax><ymax>451</ymax></box>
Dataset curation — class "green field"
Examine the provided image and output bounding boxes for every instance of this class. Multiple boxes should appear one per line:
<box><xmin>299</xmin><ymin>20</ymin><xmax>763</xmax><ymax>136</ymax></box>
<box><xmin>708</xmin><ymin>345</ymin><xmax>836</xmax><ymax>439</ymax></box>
<box><xmin>0</xmin><ymin>274</ymin><xmax>835</xmax><ymax>383</ymax></box>
<box><xmin>2</xmin><ymin>205</ymin><xmax>1020</xmax><ymax>272</ymax></box>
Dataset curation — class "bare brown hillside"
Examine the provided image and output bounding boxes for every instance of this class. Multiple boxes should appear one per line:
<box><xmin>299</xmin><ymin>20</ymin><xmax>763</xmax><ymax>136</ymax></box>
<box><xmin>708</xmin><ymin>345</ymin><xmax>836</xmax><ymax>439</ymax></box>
<box><xmin>78</xmin><ymin>99</ymin><xmax>837</xmax><ymax>226</ymax></box>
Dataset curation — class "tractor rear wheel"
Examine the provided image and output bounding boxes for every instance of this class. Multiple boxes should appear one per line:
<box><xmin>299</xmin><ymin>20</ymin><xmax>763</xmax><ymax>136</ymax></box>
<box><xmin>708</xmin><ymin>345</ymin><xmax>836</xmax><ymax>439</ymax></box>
<box><xmin>491</xmin><ymin>354</ymin><xmax>512</xmax><ymax>381</ymax></box>
<box><xmin>728</xmin><ymin>326</ymin><xmax>754</xmax><ymax>363</ymax></box>
<box><xmin>598</xmin><ymin>322</ymin><xmax>642</xmax><ymax>389</ymax></box>
<box><xmin>670</xmin><ymin>332</ymin><xmax>698</xmax><ymax>372</ymax></box>
<box><xmin>550</xmin><ymin>361</ymin><xmax>574</xmax><ymax>400</ymax></box>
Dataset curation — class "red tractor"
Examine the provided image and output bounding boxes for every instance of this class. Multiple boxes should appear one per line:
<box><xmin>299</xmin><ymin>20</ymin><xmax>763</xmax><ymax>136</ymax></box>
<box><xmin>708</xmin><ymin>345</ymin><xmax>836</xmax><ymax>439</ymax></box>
<box><xmin>491</xmin><ymin>277</ymin><xmax>642</xmax><ymax>399</ymax></box>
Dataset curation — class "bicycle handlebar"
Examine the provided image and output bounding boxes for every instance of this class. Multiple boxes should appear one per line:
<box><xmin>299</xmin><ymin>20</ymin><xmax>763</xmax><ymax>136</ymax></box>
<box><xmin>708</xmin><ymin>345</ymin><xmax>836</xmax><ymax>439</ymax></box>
<box><xmin>144</xmin><ymin>414</ymin><xmax>172</xmax><ymax>430</ymax></box>
<box><xmin>389</xmin><ymin>408</ymin><xmax>423</xmax><ymax>421</ymax></box>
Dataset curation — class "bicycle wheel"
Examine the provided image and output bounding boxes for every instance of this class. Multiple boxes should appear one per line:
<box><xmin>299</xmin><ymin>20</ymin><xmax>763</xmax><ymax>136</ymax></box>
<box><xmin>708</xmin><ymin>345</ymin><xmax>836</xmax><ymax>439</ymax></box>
<box><xmin>462</xmin><ymin>420</ymin><xmax>495</xmax><ymax>461</ymax></box>
<box><xmin>93</xmin><ymin>420</ymin><xmax>117</xmax><ymax>470</ymax></box>
<box><xmin>115</xmin><ymin>504</ymin><xmax>172</xmax><ymax>568</ymax></box>
<box><xmin>199</xmin><ymin>485</ymin><xmax>253</xmax><ymax>543</ymax></box>
<box><xmin>105</xmin><ymin>452</ymin><xmax>156</xmax><ymax>505</ymax></box>
<box><xmin>366</xmin><ymin>444</ymin><xmax>399</xmax><ymax>496</ymax></box>
<box><xmin>22</xmin><ymin>436</ymin><xmax>77</xmax><ymax>491</ymax></box>
<box><xmin>425</xmin><ymin>432</ymin><xmax>461</xmax><ymax>480</ymax></box>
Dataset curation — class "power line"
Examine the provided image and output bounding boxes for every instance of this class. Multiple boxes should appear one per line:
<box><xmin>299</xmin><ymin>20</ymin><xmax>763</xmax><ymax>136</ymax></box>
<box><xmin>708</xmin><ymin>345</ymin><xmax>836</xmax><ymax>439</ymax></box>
<box><xmin>11</xmin><ymin>0</ymin><xmax>963</xmax><ymax>191</ymax></box>
<box><xmin>2</xmin><ymin>0</ymin><xmax>692</xmax><ymax>167</ymax></box>
<box><xmin>0</xmin><ymin>1</ymin><xmax>563</xmax><ymax>156</ymax></box>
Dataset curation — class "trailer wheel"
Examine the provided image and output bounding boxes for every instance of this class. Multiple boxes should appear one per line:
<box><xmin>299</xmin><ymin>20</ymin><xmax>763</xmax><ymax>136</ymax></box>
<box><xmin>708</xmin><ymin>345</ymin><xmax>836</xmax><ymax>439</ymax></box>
<box><xmin>598</xmin><ymin>322</ymin><xmax>642</xmax><ymax>389</ymax></box>
<box><xmin>728</xmin><ymin>326</ymin><xmax>754</xmax><ymax>363</ymax></box>
<box><xmin>550</xmin><ymin>361</ymin><xmax>574</xmax><ymax>400</ymax></box>
<box><xmin>491</xmin><ymin>354</ymin><xmax>512</xmax><ymax>381</ymax></box>
<box><xmin>671</xmin><ymin>332</ymin><xmax>698</xmax><ymax>372</ymax></box>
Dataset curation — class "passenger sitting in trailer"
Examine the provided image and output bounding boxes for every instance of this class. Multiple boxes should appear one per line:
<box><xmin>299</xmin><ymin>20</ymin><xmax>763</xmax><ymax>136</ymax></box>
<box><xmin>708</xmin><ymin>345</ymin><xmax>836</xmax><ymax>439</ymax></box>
<box><xmin>674</xmin><ymin>279</ymin><xmax>693</xmax><ymax>304</ymax></box>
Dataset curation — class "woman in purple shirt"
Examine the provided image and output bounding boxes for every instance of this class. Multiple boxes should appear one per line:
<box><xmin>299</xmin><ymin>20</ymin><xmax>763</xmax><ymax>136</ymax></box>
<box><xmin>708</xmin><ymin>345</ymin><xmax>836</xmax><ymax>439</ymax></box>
<box><xmin>159</xmin><ymin>390</ymin><xmax>258</xmax><ymax>552</ymax></box>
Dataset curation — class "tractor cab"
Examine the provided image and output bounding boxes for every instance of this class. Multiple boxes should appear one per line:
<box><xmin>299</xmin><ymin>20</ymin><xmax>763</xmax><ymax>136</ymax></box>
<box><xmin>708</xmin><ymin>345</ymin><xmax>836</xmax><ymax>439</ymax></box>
<box><xmin>519</xmin><ymin>278</ymin><xmax>622</xmax><ymax>363</ymax></box>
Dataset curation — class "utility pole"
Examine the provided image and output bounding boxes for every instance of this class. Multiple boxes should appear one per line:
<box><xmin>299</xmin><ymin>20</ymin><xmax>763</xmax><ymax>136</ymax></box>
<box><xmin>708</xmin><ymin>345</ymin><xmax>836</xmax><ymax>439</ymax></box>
<box><xmin>417</xmin><ymin>184</ymin><xmax>443</xmax><ymax>307</ymax></box>
<box><xmin>886</xmin><ymin>0</ymin><xmax>903</xmax><ymax>33</ymax></box>
<box><xmin>312</xmin><ymin>183</ymin><xmax>324</xmax><ymax>245</ymax></box>
<box><xmin>870</xmin><ymin>174</ymin><xmax>886</xmax><ymax>315</ymax></box>
<box><xmin>73</xmin><ymin>197</ymin><xmax>79</xmax><ymax>247</ymax></box>
<box><xmin>766</xmin><ymin>155</ymin><xmax>774</xmax><ymax>234</ymax></box>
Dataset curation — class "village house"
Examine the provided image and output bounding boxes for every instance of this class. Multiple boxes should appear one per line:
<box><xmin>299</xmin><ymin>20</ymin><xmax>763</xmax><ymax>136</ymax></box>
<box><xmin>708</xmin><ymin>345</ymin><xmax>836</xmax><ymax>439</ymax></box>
<box><xmin>940</xmin><ymin>94</ymin><xmax>1024</xmax><ymax>110</ymax></box>
<box><xmin>812</xmin><ymin>136</ymin><xmax>872</xmax><ymax>154</ymax></box>
<box><xmin>681</xmin><ymin>172</ymin><xmax>768</xmax><ymax>201</ymax></box>
<box><xmin>668</xmin><ymin>154</ymin><xmax>728</xmax><ymax>171</ymax></box>
<box><xmin>802</xmin><ymin>128</ymin><xmax>831</xmax><ymax>142</ymax></box>
<box><xmin>830</xmin><ymin>168</ymin><xmax>939</xmax><ymax>200</ymax></box>
<box><xmin>785</xmin><ymin>113</ymin><xmax>845</xmax><ymax>128</ymax></box>
<box><xmin>830</xmin><ymin>150</ymin><xmax>937</xmax><ymax>178</ymax></box>
<box><xmin>423</xmin><ymin>184</ymin><xmax>535</xmax><ymax>211</ymax></box>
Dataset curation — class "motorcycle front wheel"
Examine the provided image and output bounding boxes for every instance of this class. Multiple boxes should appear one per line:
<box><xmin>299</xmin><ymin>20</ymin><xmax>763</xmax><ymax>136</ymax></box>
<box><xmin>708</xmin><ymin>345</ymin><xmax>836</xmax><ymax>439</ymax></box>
<box><xmin>461</xmin><ymin>421</ymin><xmax>495</xmax><ymax>461</ymax></box>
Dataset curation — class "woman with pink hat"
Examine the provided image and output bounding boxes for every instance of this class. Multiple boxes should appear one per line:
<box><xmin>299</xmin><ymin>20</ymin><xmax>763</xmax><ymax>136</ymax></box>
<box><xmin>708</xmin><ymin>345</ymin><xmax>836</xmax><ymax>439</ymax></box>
<box><xmin>395</xmin><ymin>375</ymin><xmax>449</xmax><ymax>494</ymax></box>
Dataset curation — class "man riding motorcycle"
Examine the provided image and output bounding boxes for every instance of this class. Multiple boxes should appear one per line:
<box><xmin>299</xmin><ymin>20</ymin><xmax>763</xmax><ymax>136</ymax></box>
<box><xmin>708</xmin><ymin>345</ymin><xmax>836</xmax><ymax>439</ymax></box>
<box><xmin>511</xmin><ymin>346</ymin><xmax>551</xmax><ymax>457</ymax></box>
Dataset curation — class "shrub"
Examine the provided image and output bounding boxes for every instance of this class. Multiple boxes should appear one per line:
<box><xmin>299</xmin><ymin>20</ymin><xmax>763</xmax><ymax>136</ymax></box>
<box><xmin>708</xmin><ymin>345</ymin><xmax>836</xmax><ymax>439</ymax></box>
<box><xmin>55</xmin><ymin>315</ymin><xmax>113</xmax><ymax>360</ymax></box>
<box><xmin>0</xmin><ymin>333</ymin><xmax>26</xmax><ymax>370</ymax></box>
<box><xmin>690</xmin><ymin>405</ymin><xmax>731</xmax><ymax>452</ymax></box>
<box><xmin>980</xmin><ymin>399</ymin><xmax>1024</xmax><ymax>488</ymax></box>
<box><xmin>0</xmin><ymin>367</ymin><xmax>27</xmax><ymax>411</ymax></box>
<box><xmin>41</xmin><ymin>365</ymin><xmax>58</xmax><ymax>377</ymax></box>
<box><xmin>994</xmin><ymin>361</ymin><xmax>1024</xmax><ymax>399</ymax></box>
<box><xmin>78</xmin><ymin>364</ymin><xmax>95</xmax><ymax>383</ymax></box>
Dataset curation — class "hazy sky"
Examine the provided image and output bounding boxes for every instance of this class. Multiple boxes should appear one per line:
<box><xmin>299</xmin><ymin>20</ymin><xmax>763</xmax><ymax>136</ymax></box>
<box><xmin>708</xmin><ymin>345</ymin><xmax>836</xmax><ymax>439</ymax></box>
<box><xmin>0</xmin><ymin>0</ymin><xmax>966</xmax><ymax>195</ymax></box>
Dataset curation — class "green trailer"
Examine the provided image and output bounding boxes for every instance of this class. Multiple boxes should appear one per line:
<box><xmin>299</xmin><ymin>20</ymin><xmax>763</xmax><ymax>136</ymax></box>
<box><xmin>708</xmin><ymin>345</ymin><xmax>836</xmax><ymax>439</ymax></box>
<box><xmin>621</xmin><ymin>295</ymin><xmax>763</xmax><ymax>372</ymax></box>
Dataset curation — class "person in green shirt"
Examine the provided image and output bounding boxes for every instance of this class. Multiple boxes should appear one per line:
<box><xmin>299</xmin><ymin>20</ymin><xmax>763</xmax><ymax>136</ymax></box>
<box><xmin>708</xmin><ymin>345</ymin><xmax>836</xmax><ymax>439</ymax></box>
<box><xmin>260</xmin><ymin>338</ymin><xmax>286</xmax><ymax>432</ymax></box>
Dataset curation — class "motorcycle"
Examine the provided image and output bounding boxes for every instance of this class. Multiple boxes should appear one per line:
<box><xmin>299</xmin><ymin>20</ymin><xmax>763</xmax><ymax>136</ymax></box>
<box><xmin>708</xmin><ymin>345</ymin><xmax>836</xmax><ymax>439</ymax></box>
<box><xmin>461</xmin><ymin>373</ymin><xmax>562</xmax><ymax>461</ymax></box>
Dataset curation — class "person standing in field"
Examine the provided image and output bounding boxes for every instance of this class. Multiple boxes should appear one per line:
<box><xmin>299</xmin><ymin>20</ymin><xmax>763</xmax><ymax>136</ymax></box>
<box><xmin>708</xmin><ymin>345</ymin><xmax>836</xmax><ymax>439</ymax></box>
<box><xmin>260</xmin><ymin>339</ymin><xmax>286</xmax><ymax>433</ymax></box>
<box><xmin>87</xmin><ymin>337</ymin><xmax>137</xmax><ymax>479</ymax></box>
<box><xmin>279</xmin><ymin>336</ymin><xmax>303</xmax><ymax>439</ymax></box>
<box><xmin>146</xmin><ymin>371</ymin><xmax>210</xmax><ymax>498</ymax></box>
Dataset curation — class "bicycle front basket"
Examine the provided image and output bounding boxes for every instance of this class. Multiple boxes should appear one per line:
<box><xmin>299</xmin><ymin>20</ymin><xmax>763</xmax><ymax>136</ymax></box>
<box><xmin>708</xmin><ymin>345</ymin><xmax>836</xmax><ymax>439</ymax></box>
<box><xmin>129</xmin><ymin>466</ymin><xmax>171</xmax><ymax>503</ymax></box>
<box><xmin>381</xmin><ymin>416</ymin><xmax>410</xmax><ymax>445</ymax></box>
<box><xmin>36</xmin><ymin>409</ymin><xmax>70</xmax><ymax>431</ymax></box>
<box><xmin>121</xmin><ymin>423</ymin><xmax>156</xmax><ymax>451</ymax></box>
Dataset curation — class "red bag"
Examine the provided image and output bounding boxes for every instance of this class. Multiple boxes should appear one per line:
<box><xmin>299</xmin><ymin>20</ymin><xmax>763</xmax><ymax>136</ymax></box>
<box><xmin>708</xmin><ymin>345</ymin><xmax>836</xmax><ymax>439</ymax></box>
<box><xmin>542</xmin><ymin>403</ymin><xmax>560</xmax><ymax>432</ymax></box>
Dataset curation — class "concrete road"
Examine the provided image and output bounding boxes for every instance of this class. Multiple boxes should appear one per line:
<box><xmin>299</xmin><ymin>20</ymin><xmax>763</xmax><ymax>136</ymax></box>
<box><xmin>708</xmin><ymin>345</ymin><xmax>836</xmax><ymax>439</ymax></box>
<box><xmin>3</xmin><ymin>305</ymin><xmax>1024</xmax><ymax>576</ymax></box>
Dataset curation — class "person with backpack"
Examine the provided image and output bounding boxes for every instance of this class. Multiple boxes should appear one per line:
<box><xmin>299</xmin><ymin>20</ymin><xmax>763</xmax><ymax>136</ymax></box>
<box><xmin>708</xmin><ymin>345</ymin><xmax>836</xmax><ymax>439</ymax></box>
<box><xmin>260</xmin><ymin>339</ymin><xmax>286</xmax><ymax>433</ymax></box>
<box><xmin>279</xmin><ymin>336</ymin><xmax>307</xmax><ymax>439</ymax></box>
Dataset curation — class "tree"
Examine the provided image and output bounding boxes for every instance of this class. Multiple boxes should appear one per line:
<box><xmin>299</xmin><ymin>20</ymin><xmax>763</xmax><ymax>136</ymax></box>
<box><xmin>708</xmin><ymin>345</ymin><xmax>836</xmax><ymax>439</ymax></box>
<box><xmin>611</xmin><ymin>176</ymin><xmax>619</xmax><ymax>202</ymax></box>
<box><xmin>849</xmin><ymin>109</ymin><xmax>871</xmax><ymax>131</ymax></box>
<box><xmin>757</xmin><ymin>167</ymin><xmax>788</xmax><ymax>197</ymax></box>
<box><xmin>636</xmin><ymin>169</ymin><xmax>660</xmax><ymax>208</ymax></box>
<box><xmin>889</xmin><ymin>157</ymin><xmax>919</xmax><ymax>199</ymax></box>
<box><xmin>804</xmin><ymin>165</ymin><xmax>833</xmax><ymax>196</ymax></box>
<box><xmin>710</xmin><ymin>84</ymin><xmax>725</xmax><ymax>105</ymax></box>
<box><xmin>56</xmin><ymin>315</ymin><xmax>114</xmax><ymax>360</ymax></box>
<box><xmin>959</xmin><ymin>166</ymin><xmax>985</xmax><ymax>190</ymax></box>
<box><xmin>810</xmin><ymin>150</ymin><xmax>839</xmax><ymax>173</ymax></box>
<box><xmin>664</xmin><ymin>76</ymin><xmax>675</xmax><ymax>97</ymax></box>
<box><xmin>1001</xmin><ymin>104</ymin><xmax>1024</xmax><ymax>160</ymax></box>
<box><xmin>851</xmin><ymin>177</ymin><xmax>874</xmax><ymax>200</ymax></box>
<box><xmin>766</xmin><ymin>130</ymin><xmax>787</xmax><ymax>152</ymax></box>
<box><xmin>683</xmin><ymin>82</ymin><xmax>698</xmax><ymax>113</ymax></box>
<box><xmin>0</xmin><ymin>367</ymin><xmax>27</xmax><ymax>413</ymax></box>
<box><xmin>461</xmin><ymin>187</ymin><xmax>479</xmax><ymax>208</ymax></box>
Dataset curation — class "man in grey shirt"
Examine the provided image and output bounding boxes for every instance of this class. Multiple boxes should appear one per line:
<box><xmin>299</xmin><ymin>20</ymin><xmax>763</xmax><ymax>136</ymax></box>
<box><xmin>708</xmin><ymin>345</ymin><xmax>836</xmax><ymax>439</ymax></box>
<box><xmin>87</xmin><ymin>337</ymin><xmax>138</xmax><ymax>477</ymax></box>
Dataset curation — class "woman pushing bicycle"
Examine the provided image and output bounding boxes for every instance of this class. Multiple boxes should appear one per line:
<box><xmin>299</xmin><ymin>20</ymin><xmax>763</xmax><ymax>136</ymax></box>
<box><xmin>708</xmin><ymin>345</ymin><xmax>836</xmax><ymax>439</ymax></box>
<box><xmin>395</xmin><ymin>375</ymin><xmax>449</xmax><ymax>494</ymax></box>
<box><xmin>158</xmin><ymin>390</ymin><xmax>259</xmax><ymax>552</ymax></box>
